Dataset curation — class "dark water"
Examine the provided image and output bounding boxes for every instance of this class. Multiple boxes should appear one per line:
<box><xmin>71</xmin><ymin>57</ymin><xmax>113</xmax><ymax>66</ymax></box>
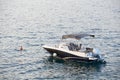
<box><xmin>0</xmin><ymin>0</ymin><xmax>120</xmax><ymax>80</ymax></box>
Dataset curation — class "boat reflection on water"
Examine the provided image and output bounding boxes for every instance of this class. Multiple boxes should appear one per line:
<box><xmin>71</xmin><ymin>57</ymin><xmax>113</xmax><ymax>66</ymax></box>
<box><xmin>47</xmin><ymin>56</ymin><xmax>106</xmax><ymax>72</ymax></box>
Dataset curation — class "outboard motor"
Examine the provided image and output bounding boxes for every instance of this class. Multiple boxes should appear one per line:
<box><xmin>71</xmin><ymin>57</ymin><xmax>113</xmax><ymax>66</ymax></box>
<box><xmin>93</xmin><ymin>48</ymin><xmax>102</xmax><ymax>59</ymax></box>
<box><xmin>93</xmin><ymin>48</ymin><xmax>106</xmax><ymax>63</ymax></box>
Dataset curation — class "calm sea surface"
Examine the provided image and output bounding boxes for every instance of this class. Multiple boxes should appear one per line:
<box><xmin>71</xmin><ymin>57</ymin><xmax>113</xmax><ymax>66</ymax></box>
<box><xmin>0</xmin><ymin>0</ymin><xmax>120</xmax><ymax>80</ymax></box>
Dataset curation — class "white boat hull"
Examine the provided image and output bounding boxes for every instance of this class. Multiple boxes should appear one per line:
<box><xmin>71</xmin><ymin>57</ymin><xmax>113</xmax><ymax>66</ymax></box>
<box><xmin>43</xmin><ymin>45</ymin><xmax>106</xmax><ymax>63</ymax></box>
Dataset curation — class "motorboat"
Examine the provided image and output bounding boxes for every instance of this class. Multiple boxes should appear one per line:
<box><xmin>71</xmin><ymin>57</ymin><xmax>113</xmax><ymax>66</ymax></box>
<box><xmin>43</xmin><ymin>33</ymin><xmax>106</xmax><ymax>63</ymax></box>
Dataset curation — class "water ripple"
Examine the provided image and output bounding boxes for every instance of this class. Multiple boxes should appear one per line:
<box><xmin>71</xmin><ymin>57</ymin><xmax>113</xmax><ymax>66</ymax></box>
<box><xmin>0</xmin><ymin>0</ymin><xmax>120</xmax><ymax>80</ymax></box>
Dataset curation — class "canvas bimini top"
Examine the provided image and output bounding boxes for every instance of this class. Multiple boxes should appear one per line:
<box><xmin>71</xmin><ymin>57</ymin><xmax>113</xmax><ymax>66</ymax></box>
<box><xmin>62</xmin><ymin>33</ymin><xmax>95</xmax><ymax>40</ymax></box>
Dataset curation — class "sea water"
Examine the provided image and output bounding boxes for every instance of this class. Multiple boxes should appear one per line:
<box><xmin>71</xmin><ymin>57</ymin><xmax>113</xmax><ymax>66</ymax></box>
<box><xmin>0</xmin><ymin>0</ymin><xmax>120</xmax><ymax>80</ymax></box>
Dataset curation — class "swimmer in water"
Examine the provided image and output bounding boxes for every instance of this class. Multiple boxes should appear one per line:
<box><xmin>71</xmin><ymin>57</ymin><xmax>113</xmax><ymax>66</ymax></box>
<box><xmin>20</xmin><ymin>46</ymin><xmax>23</xmax><ymax>51</ymax></box>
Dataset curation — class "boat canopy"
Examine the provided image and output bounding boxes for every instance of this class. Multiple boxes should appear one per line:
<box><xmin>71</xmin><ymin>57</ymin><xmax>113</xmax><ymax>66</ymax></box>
<box><xmin>62</xmin><ymin>33</ymin><xmax>95</xmax><ymax>40</ymax></box>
